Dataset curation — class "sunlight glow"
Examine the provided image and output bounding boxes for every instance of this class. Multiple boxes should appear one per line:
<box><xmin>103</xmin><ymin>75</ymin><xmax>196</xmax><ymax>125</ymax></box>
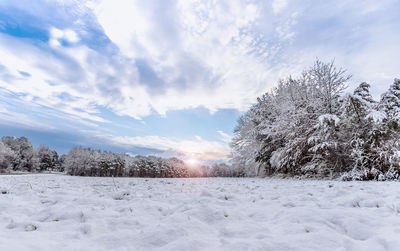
<box><xmin>185</xmin><ymin>158</ymin><xmax>199</xmax><ymax>167</ymax></box>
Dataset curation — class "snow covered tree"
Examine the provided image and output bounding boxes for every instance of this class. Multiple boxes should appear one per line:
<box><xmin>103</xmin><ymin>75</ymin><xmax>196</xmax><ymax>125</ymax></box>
<box><xmin>373</xmin><ymin>79</ymin><xmax>400</xmax><ymax>179</ymax></box>
<box><xmin>209</xmin><ymin>163</ymin><xmax>237</xmax><ymax>177</ymax></box>
<box><xmin>0</xmin><ymin>135</ymin><xmax>237</xmax><ymax>178</ymax></box>
<box><xmin>338</xmin><ymin>82</ymin><xmax>386</xmax><ymax>180</ymax></box>
<box><xmin>306</xmin><ymin>114</ymin><xmax>341</xmax><ymax>177</ymax></box>
<box><xmin>232</xmin><ymin>60</ymin><xmax>351</xmax><ymax>177</ymax></box>
<box><xmin>231</xmin><ymin>61</ymin><xmax>400</xmax><ymax>180</ymax></box>
<box><xmin>0</xmin><ymin>141</ymin><xmax>16</xmax><ymax>172</ymax></box>
<box><xmin>231</xmin><ymin>104</ymin><xmax>265</xmax><ymax>176</ymax></box>
<box><xmin>1</xmin><ymin>136</ymin><xmax>38</xmax><ymax>171</ymax></box>
<box><xmin>380</xmin><ymin>79</ymin><xmax>400</xmax><ymax>129</ymax></box>
<box><xmin>306</xmin><ymin>60</ymin><xmax>350</xmax><ymax>114</ymax></box>
<box><xmin>37</xmin><ymin>144</ymin><xmax>59</xmax><ymax>171</ymax></box>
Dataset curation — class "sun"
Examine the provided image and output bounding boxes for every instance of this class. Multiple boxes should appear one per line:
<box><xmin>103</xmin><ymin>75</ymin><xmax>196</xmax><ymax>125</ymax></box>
<box><xmin>185</xmin><ymin>158</ymin><xmax>199</xmax><ymax>167</ymax></box>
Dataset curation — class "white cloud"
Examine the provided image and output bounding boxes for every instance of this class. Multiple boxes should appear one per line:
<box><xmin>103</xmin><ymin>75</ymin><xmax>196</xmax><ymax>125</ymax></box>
<box><xmin>102</xmin><ymin>134</ymin><xmax>231</xmax><ymax>161</ymax></box>
<box><xmin>217</xmin><ymin>130</ymin><xmax>232</xmax><ymax>143</ymax></box>
<box><xmin>49</xmin><ymin>38</ymin><xmax>61</xmax><ymax>47</ymax></box>
<box><xmin>272</xmin><ymin>0</ymin><xmax>288</xmax><ymax>14</ymax></box>
<box><xmin>49</xmin><ymin>27</ymin><xmax>80</xmax><ymax>45</ymax></box>
<box><xmin>0</xmin><ymin>32</ymin><xmax>142</xmax><ymax>121</ymax></box>
<box><xmin>0</xmin><ymin>106</ymin><xmax>55</xmax><ymax>130</ymax></box>
<box><xmin>50</xmin><ymin>27</ymin><xmax>64</xmax><ymax>39</ymax></box>
<box><xmin>5</xmin><ymin>0</ymin><xmax>396</xmax><ymax>124</ymax></box>
<box><xmin>92</xmin><ymin>0</ymin><xmax>280</xmax><ymax>115</ymax></box>
<box><xmin>64</xmin><ymin>29</ymin><xmax>79</xmax><ymax>43</ymax></box>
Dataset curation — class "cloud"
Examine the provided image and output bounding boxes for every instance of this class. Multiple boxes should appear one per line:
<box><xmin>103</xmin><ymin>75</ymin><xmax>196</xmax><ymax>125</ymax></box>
<box><xmin>272</xmin><ymin>0</ymin><xmax>288</xmax><ymax>14</ymax></box>
<box><xmin>96</xmin><ymin>133</ymin><xmax>231</xmax><ymax>161</ymax></box>
<box><xmin>0</xmin><ymin>31</ymin><xmax>143</xmax><ymax>120</ymax></box>
<box><xmin>0</xmin><ymin>88</ymin><xmax>103</xmax><ymax>130</ymax></box>
<box><xmin>217</xmin><ymin>130</ymin><xmax>232</xmax><ymax>143</ymax></box>
<box><xmin>0</xmin><ymin>100</ymin><xmax>55</xmax><ymax>130</ymax></box>
<box><xmin>0</xmin><ymin>106</ymin><xmax>8</xmax><ymax>113</ymax></box>
<box><xmin>50</xmin><ymin>27</ymin><xmax>80</xmax><ymax>46</ymax></box>
<box><xmin>270</xmin><ymin>0</ymin><xmax>400</xmax><ymax>94</ymax></box>
<box><xmin>0</xmin><ymin>112</ymin><xmax>51</xmax><ymax>130</ymax></box>
<box><xmin>1</xmin><ymin>0</ymin><xmax>286</xmax><ymax>122</ymax></box>
<box><xmin>2</xmin><ymin>0</ymin><xmax>398</xmax><ymax>123</ymax></box>
<box><xmin>92</xmin><ymin>0</ymin><xmax>280</xmax><ymax>115</ymax></box>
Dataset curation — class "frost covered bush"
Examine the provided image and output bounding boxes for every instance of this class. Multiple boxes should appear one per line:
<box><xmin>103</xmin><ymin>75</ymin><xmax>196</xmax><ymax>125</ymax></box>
<box><xmin>231</xmin><ymin>61</ymin><xmax>400</xmax><ymax>180</ymax></box>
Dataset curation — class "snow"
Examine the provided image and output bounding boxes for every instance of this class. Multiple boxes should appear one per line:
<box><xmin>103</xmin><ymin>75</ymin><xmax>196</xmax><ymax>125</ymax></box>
<box><xmin>367</xmin><ymin>110</ymin><xmax>386</xmax><ymax>123</ymax></box>
<box><xmin>318</xmin><ymin>114</ymin><xmax>340</xmax><ymax>127</ymax></box>
<box><xmin>1</xmin><ymin>174</ymin><xmax>400</xmax><ymax>251</ymax></box>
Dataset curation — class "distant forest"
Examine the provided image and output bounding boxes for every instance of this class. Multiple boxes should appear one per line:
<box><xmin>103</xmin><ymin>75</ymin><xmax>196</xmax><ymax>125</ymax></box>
<box><xmin>0</xmin><ymin>136</ymin><xmax>238</xmax><ymax>178</ymax></box>
<box><xmin>231</xmin><ymin>60</ymin><xmax>400</xmax><ymax>180</ymax></box>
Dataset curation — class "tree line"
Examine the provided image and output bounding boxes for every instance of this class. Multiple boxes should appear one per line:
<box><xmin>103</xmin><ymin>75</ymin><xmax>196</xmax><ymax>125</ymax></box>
<box><xmin>0</xmin><ymin>137</ymin><xmax>237</xmax><ymax>177</ymax></box>
<box><xmin>231</xmin><ymin>60</ymin><xmax>400</xmax><ymax>180</ymax></box>
<box><xmin>0</xmin><ymin>136</ymin><xmax>58</xmax><ymax>172</ymax></box>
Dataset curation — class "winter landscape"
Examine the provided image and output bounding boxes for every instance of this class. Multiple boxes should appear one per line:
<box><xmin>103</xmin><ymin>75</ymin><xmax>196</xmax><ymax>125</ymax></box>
<box><xmin>1</xmin><ymin>0</ymin><xmax>400</xmax><ymax>250</ymax></box>
<box><xmin>1</xmin><ymin>174</ymin><xmax>400</xmax><ymax>251</ymax></box>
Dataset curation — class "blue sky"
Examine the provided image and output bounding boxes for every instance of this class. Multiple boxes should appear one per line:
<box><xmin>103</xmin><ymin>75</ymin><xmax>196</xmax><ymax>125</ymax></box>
<box><xmin>0</xmin><ymin>0</ymin><xmax>400</xmax><ymax>162</ymax></box>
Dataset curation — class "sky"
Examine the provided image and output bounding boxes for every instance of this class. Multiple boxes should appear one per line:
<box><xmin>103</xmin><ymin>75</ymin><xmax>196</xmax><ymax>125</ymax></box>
<box><xmin>0</xmin><ymin>0</ymin><xmax>400</xmax><ymax>163</ymax></box>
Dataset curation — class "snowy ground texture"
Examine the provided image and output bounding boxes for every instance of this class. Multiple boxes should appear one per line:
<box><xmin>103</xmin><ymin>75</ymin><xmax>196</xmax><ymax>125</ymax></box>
<box><xmin>1</xmin><ymin>174</ymin><xmax>400</xmax><ymax>251</ymax></box>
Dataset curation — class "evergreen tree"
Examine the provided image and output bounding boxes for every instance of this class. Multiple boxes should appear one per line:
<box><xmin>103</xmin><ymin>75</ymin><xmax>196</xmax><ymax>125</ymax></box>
<box><xmin>380</xmin><ymin>79</ymin><xmax>400</xmax><ymax>129</ymax></box>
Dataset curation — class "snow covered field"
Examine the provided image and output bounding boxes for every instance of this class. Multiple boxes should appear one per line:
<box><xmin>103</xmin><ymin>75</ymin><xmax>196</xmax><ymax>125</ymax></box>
<box><xmin>0</xmin><ymin>174</ymin><xmax>399</xmax><ymax>251</ymax></box>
